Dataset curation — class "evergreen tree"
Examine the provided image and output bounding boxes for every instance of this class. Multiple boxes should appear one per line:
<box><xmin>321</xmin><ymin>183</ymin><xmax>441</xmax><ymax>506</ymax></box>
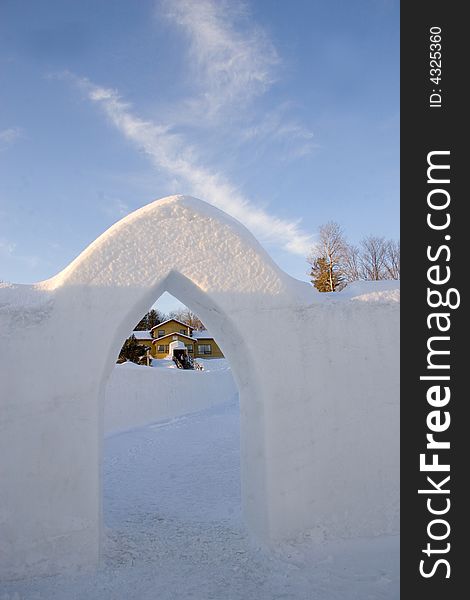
<box><xmin>147</xmin><ymin>309</ymin><xmax>165</xmax><ymax>329</ymax></box>
<box><xmin>310</xmin><ymin>257</ymin><xmax>344</xmax><ymax>292</ymax></box>
<box><xmin>134</xmin><ymin>314</ymin><xmax>148</xmax><ymax>331</ymax></box>
<box><xmin>134</xmin><ymin>309</ymin><xmax>166</xmax><ymax>331</ymax></box>
<box><xmin>307</xmin><ymin>222</ymin><xmax>347</xmax><ymax>292</ymax></box>
<box><xmin>118</xmin><ymin>335</ymin><xmax>145</xmax><ymax>363</ymax></box>
<box><xmin>307</xmin><ymin>222</ymin><xmax>400</xmax><ymax>289</ymax></box>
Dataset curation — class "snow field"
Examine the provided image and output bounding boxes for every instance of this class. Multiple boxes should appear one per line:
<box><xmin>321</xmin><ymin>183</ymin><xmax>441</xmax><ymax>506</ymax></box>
<box><xmin>0</xmin><ymin>399</ymin><xmax>399</xmax><ymax>600</ymax></box>
<box><xmin>105</xmin><ymin>360</ymin><xmax>237</xmax><ymax>434</ymax></box>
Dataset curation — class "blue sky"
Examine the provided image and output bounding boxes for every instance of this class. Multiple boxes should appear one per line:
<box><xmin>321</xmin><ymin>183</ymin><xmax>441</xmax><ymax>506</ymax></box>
<box><xmin>0</xmin><ymin>0</ymin><xmax>399</xmax><ymax>311</ymax></box>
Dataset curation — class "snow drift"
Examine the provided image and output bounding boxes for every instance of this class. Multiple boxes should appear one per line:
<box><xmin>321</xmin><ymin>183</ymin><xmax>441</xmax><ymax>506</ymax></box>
<box><xmin>105</xmin><ymin>361</ymin><xmax>237</xmax><ymax>434</ymax></box>
<box><xmin>0</xmin><ymin>195</ymin><xmax>399</xmax><ymax>579</ymax></box>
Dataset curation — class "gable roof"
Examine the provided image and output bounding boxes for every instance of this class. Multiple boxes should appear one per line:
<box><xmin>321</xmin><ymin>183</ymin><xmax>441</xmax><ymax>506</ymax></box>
<box><xmin>151</xmin><ymin>332</ymin><xmax>195</xmax><ymax>343</ymax></box>
<box><xmin>191</xmin><ymin>330</ymin><xmax>212</xmax><ymax>339</ymax></box>
<box><xmin>132</xmin><ymin>330</ymin><xmax>152</xmax><ymax>340</ymax></box>
<box><xmin>150</xmin><ymin>318</ymin><xmax>194</xmax><ymax>332</ymax></box>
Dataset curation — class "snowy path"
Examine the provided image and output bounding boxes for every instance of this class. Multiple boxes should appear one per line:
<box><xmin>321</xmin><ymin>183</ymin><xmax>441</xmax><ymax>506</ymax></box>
<box><xmin>1</xmin><ymin>400</ymin><xmax>399</xmax><ymax>599</ymax></box>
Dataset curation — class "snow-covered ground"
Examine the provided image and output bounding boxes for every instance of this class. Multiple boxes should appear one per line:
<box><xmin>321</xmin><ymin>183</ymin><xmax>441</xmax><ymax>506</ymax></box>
<box><xmin>149</xmin><ymin>357</ymin><xmax>231</xmax><ymax>371</ymax></box>
<box><xmin>1</xmin><ymin>397</ymin><xmax>399</xmax><ymax>599</ymax></box>
<box><xmin>105</xmin><ymin>359</ymin><xmax>237</xmax><ymax>434</ymax></box>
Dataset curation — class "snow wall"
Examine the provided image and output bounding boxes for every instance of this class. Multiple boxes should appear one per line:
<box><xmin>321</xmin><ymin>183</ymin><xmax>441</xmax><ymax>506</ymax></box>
<box><xmin>105</xmin><ymin>363</ymin><xmax>237</xmax><ymax>435</ymax></box>
<box><xmin>0</xmin><ymin>195</ymin><xmax>399</xmax><ymax>579</ymax></box>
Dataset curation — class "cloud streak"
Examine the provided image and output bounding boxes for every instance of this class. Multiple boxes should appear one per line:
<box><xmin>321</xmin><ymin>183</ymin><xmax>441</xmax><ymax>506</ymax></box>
<box><xmin>159</xmin><ymin>0</ymin><xmax>314</xmax><ymax>152</ymax></box>
<box><xmin>0</xmin><ymin>127</ymin><xmax>23</xmax><ymax>149</ymax></box>
<box><xmin>240</xmin><ymin>104</ymin><xmax>317</xmax><ymax>159</ymax></box>
<box><xmin>160</xmin><ymin>0</ymin><xmax>279</xmax><ymax>118</ymax></box>
<box><xmin>0</xmin><ymin>237</ymin><xmax>17</xmax><ymax>255</ymax></box>
<box><xmin>73</xmin><ymin>75</ymin><xmax>312</xmax><ymax>254</ymax></box>
<box><xmin>59</xmin><ymin>1</ymin><xmax>315</xmax><ymax>254</ymax></box>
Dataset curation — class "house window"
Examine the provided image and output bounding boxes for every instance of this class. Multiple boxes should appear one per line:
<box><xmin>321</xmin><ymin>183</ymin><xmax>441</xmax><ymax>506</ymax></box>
<box><xmin>180</xmin><ymin>329</ymin><xmax>186</xmax><ymax>335</ymax></box>
<box><xmin>157</xmin><ymin>345</ymin><xmax>165</xmax><ymax>352</ymax></box>
<box><xmin>198</xmin><ymin>344</ymin><xmax>211</xmax><ymax>355</ymax></box>
<box><xmin>157</xmin><ymin>330</ymin><xmax>165</xmax><ymax>338</ymax></box>
<box><xmin>187</xmin><ymin>344</ymin><xmax>193</xmax><ymax>352</ymax></box>
<box><xmin>165</xmin><ymin>345</ymin><xmax>169</xmax><ymax>352</ymax></box>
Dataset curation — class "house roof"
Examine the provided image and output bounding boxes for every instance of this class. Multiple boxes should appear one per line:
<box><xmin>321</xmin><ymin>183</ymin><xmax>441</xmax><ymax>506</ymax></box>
<box><xmin>151</xmin><ymin>332</ymin><xmax>195</xmax><ymax>343</ymax></box>
<box><xmin>150</xmin><ymin>318</ymin><xmax>195</xmax><ymax>332</ymax></box>
<box><xmin>132</xmin><ymin>330</ymin><xmax>152</xmax><ymax>340</ymax></box>
<box><xmin>191</xmin><ymin>330</ymin><xmax>212</xmax><ymax>339</ymax></box>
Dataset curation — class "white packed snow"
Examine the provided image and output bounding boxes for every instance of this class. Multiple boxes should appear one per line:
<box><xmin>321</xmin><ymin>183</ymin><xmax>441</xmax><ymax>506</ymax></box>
<box><xmin>0</xmin><ymin>195</ymin><xmax>399</xmax><ymax>580</ymax></box>
<box><xmin>191</xmin><ymin>329</ymin><xmax>215</xmax><ymax>339</ymax></box>
<box><xmin>194</xmin><ymin>358</ymin><xmax>232</xmax><ymax>371</ymax></box>
<box><xmin>0</xmin><ymin>398</ymin><xmax>399</xmax><ymax>600</ymax></box>
<box><xmin>337</xmin><ymin>280</ymin><xmax>401</xmax><ymax>303</ymax></box>
<box><xmin>105</xmin><ymin>360</ymin><xmax>237</xmax><ymax>434</ymax></box>
<box><xmin>151</xmin><ymin>357</ymin><xmax>178</xmax><ymax>368</ymax></box>
<box><xmin>131</xmin><ymin>330</ymin><xmax>153</xmax><ymax>340</ymax></box>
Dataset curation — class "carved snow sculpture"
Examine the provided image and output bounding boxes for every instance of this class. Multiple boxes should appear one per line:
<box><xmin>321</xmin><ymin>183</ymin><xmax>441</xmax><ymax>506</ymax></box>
<box><xmin>0</xmin><ymin>195</ymin><xmax>399</xmax><ymax>578</ymax></box>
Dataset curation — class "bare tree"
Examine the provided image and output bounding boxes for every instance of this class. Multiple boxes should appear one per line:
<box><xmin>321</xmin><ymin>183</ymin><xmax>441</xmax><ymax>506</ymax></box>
<box><xmin>343</xmin><ymin>243</ymin><xmax>362</xmax><ymax>282</ymax></box>
<box><xmin>385</xmin><ymin>239</ymin><xmax>400</xmax><ymax>280</ymax></box>
<box><xmin>307</xmin><ymin>222</ymin><xmax>347</xmax><ymax>292</ymax></box>
<box><xmin>359</xmin><ymin>236</ymin><xmax>389</xmax><ymax>281</ymax></box>
<box><xmin>169</xmin><ymin>307</ymin><xmax>206</xmax><ymax>330</ymax></box>
<box><xmin>307</xmin><ymin>223</ymin><xmax>400</xmax><ymax>288</ymax></box>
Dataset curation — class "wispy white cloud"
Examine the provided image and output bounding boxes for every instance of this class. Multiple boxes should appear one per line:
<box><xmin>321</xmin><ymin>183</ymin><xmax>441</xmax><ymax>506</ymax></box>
<box><xmin>57</xmin><ymin>1</ymin><xmax>315</xmax><ymax>254</ymax></box>
<box><xmin>71</xmin><ymin>75</ymin><xmax>312</xmax><ymax>254</ymax></box>
<box><xmin>0</xmin><ymin>237</ymin><xmax>17</xmax><ymax>255</ymax></box>
<box><xmin>240</xmin><ymin>104</ymin><xmax>317</xmax><ymax>160</ymax></box>
<box><xmin>0</xmin><ymin>127</ymin><xmax>23</xmax><ymax>149</ymax></box>
<box><xmin>158</xmin><ymin>0</ymin><xmax>315</xmax><ymax>159</ymax></box>
<box><xmin>160</xmin><ymin>0</ymin><xmax>279</xmax><ymax>118</ymax></box>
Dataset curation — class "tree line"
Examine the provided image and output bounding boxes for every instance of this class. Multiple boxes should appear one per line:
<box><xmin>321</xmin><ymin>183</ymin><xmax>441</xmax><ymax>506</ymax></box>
<box><xmin>133</xmin><ymin>307</ymin><xmax>206</xmax><ymax>331</ymax></box>
<box><xmin>307</xmin><ymin>221</ymin><xmax>400</xmax><ymax>292</ymax></box>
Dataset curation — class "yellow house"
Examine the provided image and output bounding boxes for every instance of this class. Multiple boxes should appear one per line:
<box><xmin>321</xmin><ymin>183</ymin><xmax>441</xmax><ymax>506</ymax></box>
<box><xmin>151</xmin><ymin>319</ymin><xmax>192</xmax><ymax>338</ymax></box>
<box><xmin>132</xmin><ymin>318</ymin><xmax>224</xmax><ymax>360</ymax></box>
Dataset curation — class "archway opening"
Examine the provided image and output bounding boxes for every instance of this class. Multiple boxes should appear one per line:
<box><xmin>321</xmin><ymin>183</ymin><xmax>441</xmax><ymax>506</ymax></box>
<box><xmin>104</xmin><ymin>280</ymin><xmax>244</xmax><ymax>432</ymax></box>
<box><xmin>100</xmin><ymin>276</ymin><xmax>258</xmax><ymax>566</ymax></box>
<box><xmin>99</xmin><ymin>270</ymin><xmax>259</xmax><ymax>398</ymax></box>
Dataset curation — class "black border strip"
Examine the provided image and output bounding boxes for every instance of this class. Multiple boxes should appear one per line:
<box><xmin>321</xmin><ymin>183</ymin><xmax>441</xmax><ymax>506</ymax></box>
<box><xmin>401</xmin><ymin>3</ymin><xmax>466</xmax><ymax>597</ymax></box>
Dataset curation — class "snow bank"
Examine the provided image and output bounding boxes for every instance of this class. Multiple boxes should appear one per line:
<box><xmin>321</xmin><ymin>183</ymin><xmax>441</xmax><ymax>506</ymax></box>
<box><xmin>338</xmin><ymin>279</ymin><xmax>400</xmax><ymax>303</ymax></box>
<box><xmin>105</xmin><ymin>363</ymin><xmax>237</xmax><ymax>434</ymax></box>
<box><xmin>0</xmin><ymin>195</ymin><xmax>399</xmax><ymax>579</ymax></box>
<box><xmin>195</xmin><ymin>358</ymin><xmax>232</xmax><ymax>371</ymax></box>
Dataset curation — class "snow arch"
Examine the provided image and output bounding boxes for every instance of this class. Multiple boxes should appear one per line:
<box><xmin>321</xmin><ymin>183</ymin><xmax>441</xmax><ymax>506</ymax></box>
<box><xmin>0</xmin><ymin>195</ymin><xmax>399</xmax><ymax>579</ymax></box>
